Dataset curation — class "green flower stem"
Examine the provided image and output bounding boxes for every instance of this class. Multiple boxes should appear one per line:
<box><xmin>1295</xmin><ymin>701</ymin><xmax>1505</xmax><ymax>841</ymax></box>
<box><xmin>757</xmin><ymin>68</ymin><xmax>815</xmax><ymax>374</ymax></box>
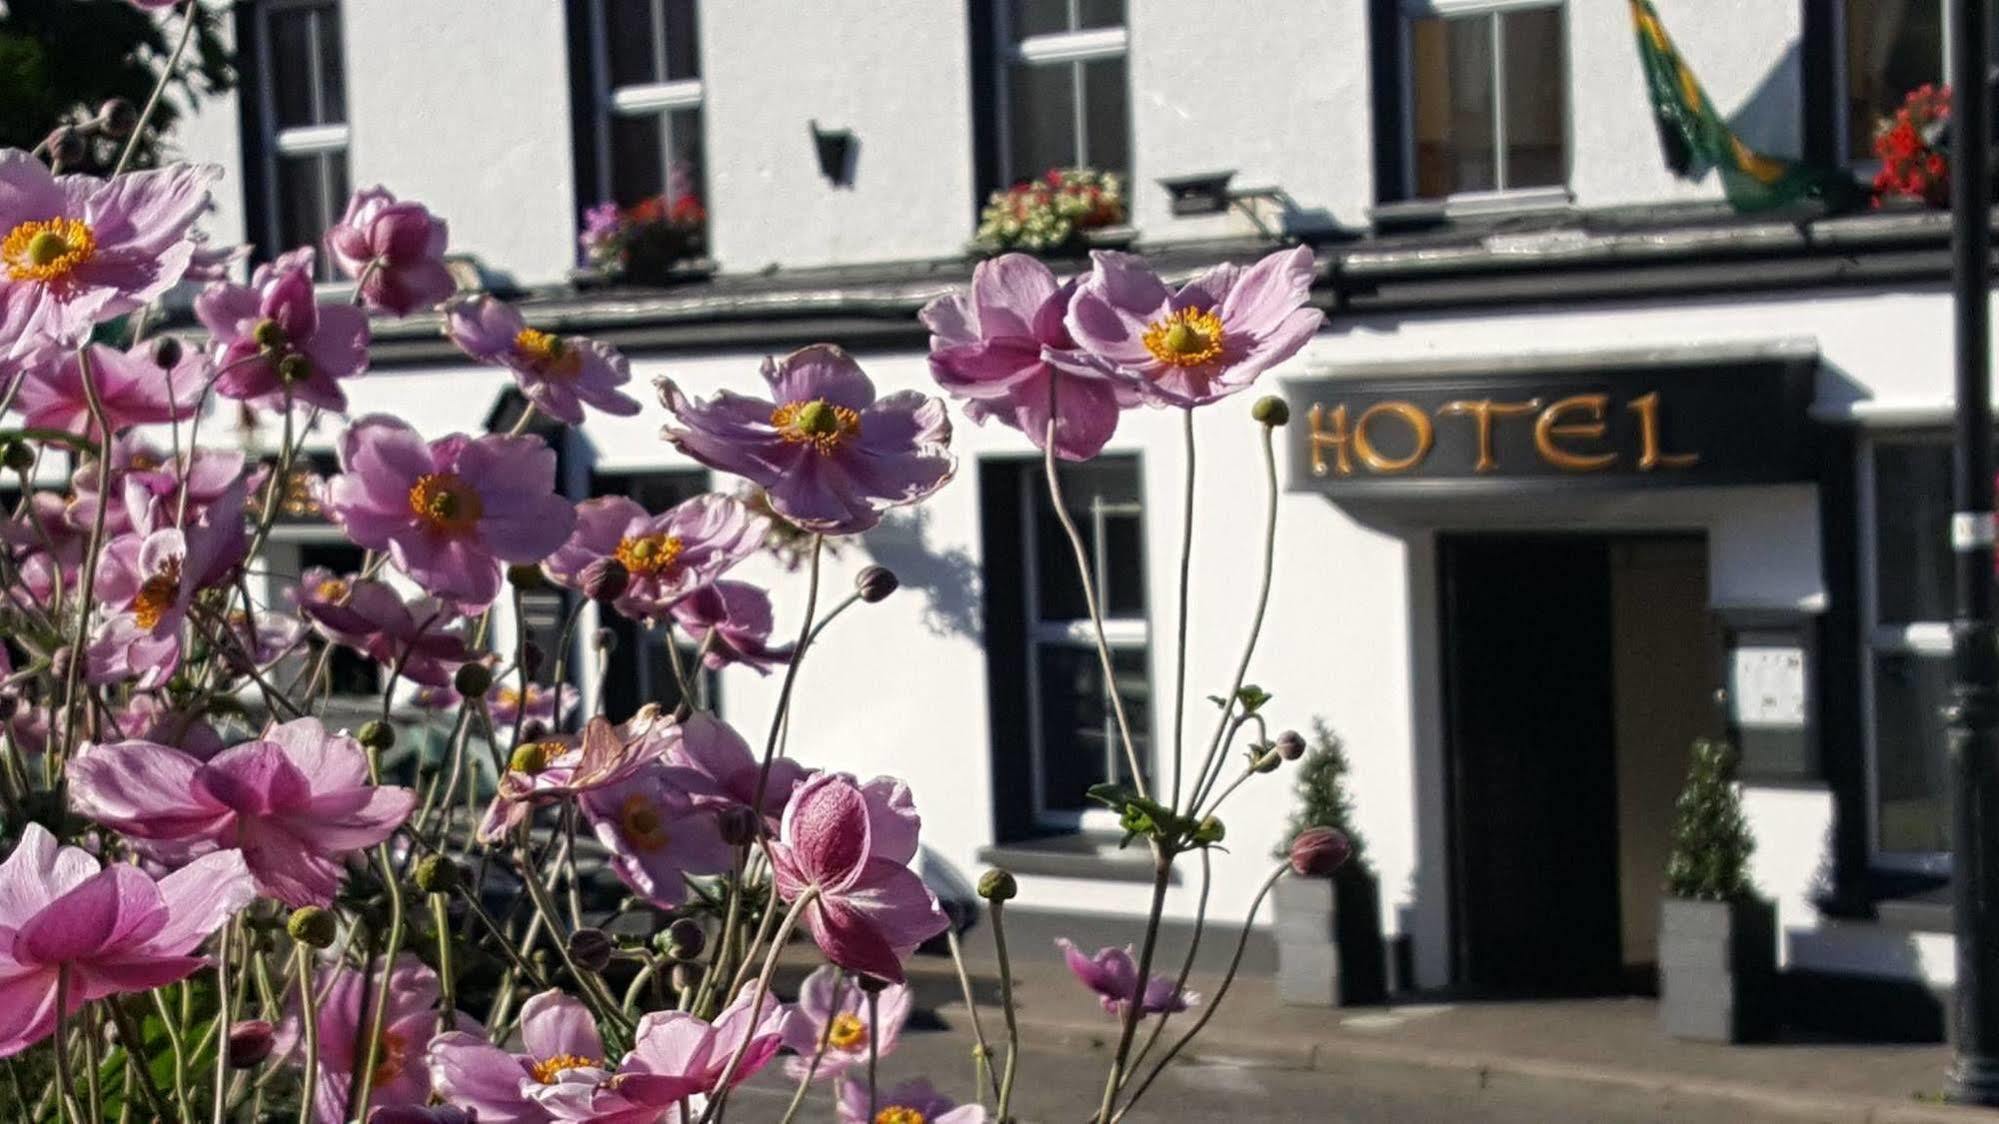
<box><xmin>1169</xmin><ymin>406</ymin><xmax>1197</xmax><ymax>811</ymax></box>
<box><xmin>1124</xmin><ymin>848</ymin><xmax>1212</xmax><ymax>1090</ymax></box>
<box><xmin>107</xmin><ymin>1000</ymin><xmax>173</xmax><ymax>1122</ymax></box>
<box><xmin>111</xmin><ymin>0</ymin><xmax>200</xmax><ymax>176</ymax></box>
<box><xmin>52</xmin><ymin>967</ymin><xmax>80</xmax><ymax>1124</ymax></box>
<box><xmin>148</xmin><ymin>981</ymin><xmax>194</xmax><ymax>1119</ymax></box>
<box><xmin>350</xmin><ymin>843</ymin><xmax>408</xmax><ymax>1119</ymax></box>
<box><xmin>945</xmin><ymin>926</ymin><xmax>1002</xmax><ymax>1109</ymax></box>
<box><xmin>694</xmin><ymin>887</ymin><xmax>818</xmax><ymax>1124</ymax></box>
<box><xmin>1189</xmin><ymin>422</ymin><xmax>1282</xmax><ymax>812</ymax></box>
<box><xmin>1095</xmin><ymin>842</ymin><xmax>1172</xmax><ymax>1124</ymax></box>
<box><xmin>292</xmin><ymin>945</ymin><xmax>320</xmax><ymax>1124</ymax></box>
<box><xmin>991</xmin><ymin>900</ymin><xmax>1023</xmax><ymax>1123</ymax></box>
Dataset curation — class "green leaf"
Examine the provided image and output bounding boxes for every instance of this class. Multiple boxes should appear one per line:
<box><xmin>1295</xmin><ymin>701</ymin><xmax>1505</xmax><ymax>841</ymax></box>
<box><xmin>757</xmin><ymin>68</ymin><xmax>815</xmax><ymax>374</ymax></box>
<box><xmin>1236</xmin><ymin>685</ymin><xmax>1272</xmax><ymax>713</ymax></box>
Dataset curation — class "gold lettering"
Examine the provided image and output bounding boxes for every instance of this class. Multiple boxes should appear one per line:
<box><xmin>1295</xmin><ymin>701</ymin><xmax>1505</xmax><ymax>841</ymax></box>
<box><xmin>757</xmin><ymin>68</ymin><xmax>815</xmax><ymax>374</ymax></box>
<box><xmin>1628</xmin><ymin>392</ymin><xmax>1700</xmax><ymax>471</ymax></box>
<box><xmin>1437</xmin><ymin>399</ymin><xmax>1542</xmax><ymax>472</ymax></box>
<box><xmin>1307</xmin><ymin>403</ymin><xmax>1354</xmax><ymax>477</ymax></box>
<box><xmin>1533</xmin><ymin>394</ymin><xmax>1617</xmax><ymax>471</ymax></box>
<box><xmin>1353</xmin><ymin>402</ymin><xmax>1435</xmax><ymax>474</ymax></box>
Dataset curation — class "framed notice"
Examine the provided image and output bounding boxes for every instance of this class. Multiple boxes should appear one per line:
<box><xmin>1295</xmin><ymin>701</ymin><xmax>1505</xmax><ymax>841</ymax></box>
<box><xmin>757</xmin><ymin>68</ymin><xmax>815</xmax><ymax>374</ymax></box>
<box><xmin>1714</xmin><ymin>609</ymin><xmax>1821</xmax><ymax>783</ymax></box>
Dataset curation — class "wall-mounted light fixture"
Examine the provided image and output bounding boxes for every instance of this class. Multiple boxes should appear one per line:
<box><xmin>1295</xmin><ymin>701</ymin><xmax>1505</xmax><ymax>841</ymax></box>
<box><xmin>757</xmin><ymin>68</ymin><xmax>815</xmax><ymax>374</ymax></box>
<box><xmin>810</xmin><ymin>120</ymin><xmax>856</xmax><ymax>188</ymax></box>
<box><xmin>1157</xmin><ymin>170</ymin><xmax>1238</xmax><ymax>216</ymax></box>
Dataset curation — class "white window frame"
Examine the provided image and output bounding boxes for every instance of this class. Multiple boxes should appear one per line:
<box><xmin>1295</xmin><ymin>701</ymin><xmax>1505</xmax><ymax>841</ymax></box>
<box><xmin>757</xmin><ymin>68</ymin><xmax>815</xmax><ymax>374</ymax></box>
<box><xmin>1018</xmin><ymin>462</ymin><xmax>1150</xmax><ymax>832</ymax></box>
<box><xmin>994</xmin><ymin>2</ymin><xmax>1131</xmax><ymax>186</ymax></box>
<box><xmin>1858</xmin><ymin>433</ymin><xmax>1953</xmax><ymax>875</ymax></box>
<box><xmin>582</xmin><ymin>0</ymin><xmax>705</xmax><ymax>207</ymax></box>
<box><xmin>1398</xmin><ymin>0</ymin><xmax>1571</xmax><ymax>206</ymax></box>
<box><xmin>251</xmin><ymin>0</ymin><xmax>350</xmax><ymax>277</ymax></box>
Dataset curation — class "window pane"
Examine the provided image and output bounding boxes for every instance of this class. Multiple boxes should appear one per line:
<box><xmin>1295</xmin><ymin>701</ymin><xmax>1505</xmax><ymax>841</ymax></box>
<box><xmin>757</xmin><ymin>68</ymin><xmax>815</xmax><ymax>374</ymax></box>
<box><xmin>609</xmin><ymin>113</ymin><xmax>666</xmax><ymax>205</ymax></box>
<box><xmin>1036</xmin><ymin>645</ymin><xmax>1150</xmax><ymax>811</ymax></box>
<box><xmin>1873</xmin><ymin>442</ymin><xmax>1952</xmax><ymax>624</ymax></box>
<box><xmin>1077</xmin><ymin>0</ymin><xmax>1124</xmax><ymax>32</ymax></box>
<box><xmin>1411</xmin><ymin>14</ymin><xmax>1497</xmax><ymax>198</ymax></box>
<box><xmin>316</xmin><ymin>5</ymin><xmax>346</xmax><ymax>126</ymax></box>
<box><xmin>1010</xmin><ymin>0</ymin><xmax>1070</xmax><ymax>39</ymax></box>
<box><xmin>276</xmin><ymin>152</ymin><xmax>344</xmax><ymax>278</ymax></box>
<box><xmin>269</xmin><ymin>8</ymin><xmax>318</xmax><ymax>128</ymax></box>
<box><xmin>1501</xmin><ymin>7</ymin><xmax>1564</xmax><ymax>189</ymax></box>
<box><xmin>1845</xmin><ymin>0</ymin><xmax>1942</xmax><ymax>158</ymax></box>
<box><xmin>606</xmin><ymin>0</ymin><xmax>660</xmax><ymax>87</ymax></box>
<box><xmin>1034</xmin><ymin>457</ymin><xmax>1144</xmax><ymax>621</ymax></box>
<box><xmin>1007</xmin><ymin>61</ymin><xmax>1078</xmax><ymax>182</ymax></box>
<box><xmin>1081</xmin><ymin>55</ymin><xmax>1130</xmax><ymax>179</ymax></box>
<box><xmin>666</xmin><ymin>105</ymin><xmax>706</xmax><ymax>206</ymax></box>
<box><xmin>1874</xmin><ymin>652</ymin><xmax>1951</xmax><ymax>853</ymax></box>
<box><xmin>663</xmin><ymin>0</ymin><xmax>701</xmax><ymax>81</ymax></box>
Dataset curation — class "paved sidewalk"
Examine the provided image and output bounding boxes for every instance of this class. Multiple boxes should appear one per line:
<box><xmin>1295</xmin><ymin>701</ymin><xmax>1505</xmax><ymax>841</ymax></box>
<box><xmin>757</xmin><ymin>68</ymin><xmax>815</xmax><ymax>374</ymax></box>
<box><xmin>897</xmin><ymin>949</ymin><xmax>1990</xmax><ymax>1123</ymax></box>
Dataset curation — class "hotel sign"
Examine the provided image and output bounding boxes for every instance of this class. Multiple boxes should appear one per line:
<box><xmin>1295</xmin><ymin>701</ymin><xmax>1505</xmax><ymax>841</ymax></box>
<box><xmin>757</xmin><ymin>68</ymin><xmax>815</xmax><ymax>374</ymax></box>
<box><xmin>1284</xmin><ymin>357</ymin><xmax>1815</xmax><ymax>495</ymax></box>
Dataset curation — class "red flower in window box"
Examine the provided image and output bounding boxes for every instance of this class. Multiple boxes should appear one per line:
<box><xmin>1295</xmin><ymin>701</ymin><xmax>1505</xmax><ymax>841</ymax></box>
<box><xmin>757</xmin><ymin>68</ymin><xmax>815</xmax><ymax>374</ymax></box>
<box><xmin>1872</xmin><ymin>83</ymin><xmax>1952</xmax><ymax>209</ymax></box>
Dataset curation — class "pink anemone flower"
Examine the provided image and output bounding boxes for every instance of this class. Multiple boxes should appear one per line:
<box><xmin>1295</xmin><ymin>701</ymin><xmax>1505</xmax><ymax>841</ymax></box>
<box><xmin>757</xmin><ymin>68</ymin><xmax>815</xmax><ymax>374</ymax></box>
<box><xmin>769</xmin><ymin>773</ymin><xmax>951</xmax><ymax>984</ymax></box>
<box><xmin>836</xmin><ymin>1077</ymin><xmax>986</xmax><ymax>1124</ymax></box>
<box><xmin>196</xmin><ymin>249</ymin><xmax>371</xmax><ymax>412</ymax></box>
<box><xmin>67</xmin><ymin>716</ymin><xmax>418</xmax><ymax>907</ymax></box>
<box><xmin>11</xmin><ymin>339</ymin><xmax>204</xmax><ymax>439</ymax></box>
<box><xmin>1064</xmin><ymin>245</ymin><xmax>1323</xmax><ymax>408</ymax></box>
<box><xmin>580</xmin><ymin>760</ymin><xmax>732</xmax><ymax>909</ymax></box>
<box><xmin>487</xmin><ymin>681</ymin><xmax>580</xmax><ymax>729</ymax></box>
<box><xmin>781</xmin><ymin>964</ymin><xmax>912</xmax><ymax>1083</ymax></box>
<box><xmin>1055</xmin><ymin>938</ymin><xmax>1200</xmax><ymax>1016</ymax></box>
<box><xmin>663</xmin><ymin>711</ymin><xmax>807</xmax><ymax>825</ymax></box>
<box><xmin>323</xmin><ymin>415</ymin><xmax>576</xmax><ymax>611</ymax></box>
<box><xmin>0</xmin><ymin>150</ymin><xmax>218</xmax><ymax>357</ymax></box>
<box><xmin>478</xmin><ymin>711</ymin><xmax>672</xmax><ymax>843</ymax></box>
<box><xmin>658</xmin><ymin>344</ymin><xmax>955</xmax><ymax>534</ymax></box>
<box><xmin>429</xmin><ymin>989</ymin><xmax>606</xmax><ymax>1124</ymax></box>
<box><xmin>0</xmin><ymin>824</ymin><xmax>254</xmax><ymax>1058</ymax></box>
<box><xmin>921</xmin><ymin>253</ymin><xmax>1133</xmax><ymax>461</ymax></box>
<box><xmin>668</xmin><ymin>579</ymin><xmax>794</xmax><ymax>675</ymax></box>
<box><xmin>446</xmin><ymin>296</ymin><xmax>641</xmax><ymax>425</ymax></box>
<box><xmin>275</xmin><ymin>955</ymin><xmax>474</xmax><ymax>1124</ymax></box>
<box><xmin>86</xmin><ymin>481</ymin><xmax>248</xmax><ymax>688</ymax></box>
<box><xmin>527</xmin><ymin>987</ymin><xmax>787</xmax><ymax>1119</ymax></box>
<box><xmin>543</xmin><ymin>493</ymin><xmax>766</xmax><ymax>621</ymax></box>
<box><xmin>326</xmin><ymin>186</ymin><xmax>455</xmax><ymax>317</ymax></box>
<box><xmin>298</xmin><ymin>574</ymin><xmax>473</xmax><ymax>688</ymax></box>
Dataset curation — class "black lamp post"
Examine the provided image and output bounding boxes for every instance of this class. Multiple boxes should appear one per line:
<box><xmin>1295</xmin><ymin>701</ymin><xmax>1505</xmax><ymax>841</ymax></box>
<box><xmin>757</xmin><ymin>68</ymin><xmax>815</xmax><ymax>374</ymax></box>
<box><xmin>1947</xmin><ymin>0</ymin><xmax>1999</xmax><ymax>1107</ymax></box>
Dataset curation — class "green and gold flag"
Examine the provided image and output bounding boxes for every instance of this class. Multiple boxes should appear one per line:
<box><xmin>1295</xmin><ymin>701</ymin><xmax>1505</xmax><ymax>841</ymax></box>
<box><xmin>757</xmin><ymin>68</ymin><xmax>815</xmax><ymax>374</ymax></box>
<box><xmin>1629</xmin><ymin>0</ymin><xmax>1864</xmax><ymax>213</ymax></box>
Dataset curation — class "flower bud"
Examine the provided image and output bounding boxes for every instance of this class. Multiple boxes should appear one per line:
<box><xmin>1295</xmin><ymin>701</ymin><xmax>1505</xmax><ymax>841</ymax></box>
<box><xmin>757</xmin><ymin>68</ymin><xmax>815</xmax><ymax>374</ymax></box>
<box><xmin>287</xmin><ymin>906</ymin><xmax>338</xmax><ymax>948</ymax></box>
<box><xmin>250</xmin><ymin>317</ymin><xmax>287</xmax><ymax>351</ymax></box>
<box><xmin>1276</xmin><ymin>729</ymin><xmax>1307</xmax><ymax>761</ymax></box>
<box><xmin>150</xmin><ymin>336</ymin><xmax>184</xmax><ymax>369</ymax></box>
<box><xmin>413</xmin><ymin>855</ymin><xmax>460</xmax><ymax>895</ymax></box>
<box><xmin>507</xmin><ymin>563</ymin><xmax>546</xmax><ymax>591</ymax></box>
<box><xmin>226</xmin><ymin>1019</ymin><xmax>275</xmax><ymax>1068</ymax></box>
<box><xmin>977</xmin><ymin>868</ymin><xmax>1018</xmax><ymax>903</ymax></box>
<box><xmin>1251</xmin><ymin>395</ymin><xmax>1291</xmax><ymax>427</ymax></box>
<box><xmin>855</xmin><ymin>565</ymin><xmax>899</xmax><ymax>604</ymax></box>
<box><xmin>0</xmin><ymin>440</ymin><xmax>33</xmax><ymax>473</ymax></box>
<box><xmin>44</xmin><ymin>126</ymin><xmax>84</xmax><ymax>168</ymax></box>
<box><xmin>98</xmin><ymin>98</ymin><xmax>139</xmax><ymax>138</ymax></box>
<box><xmin>1288</xmin><ymin>826</ymin><xmax>1352</xmax><ymax>879</ymax></box>
<box><xmin>356</xmin><ymin>720</ymin><xmax>394</xmax><ymax>752</ymax></box>
<box><xmin>582</xmin><ymin>557</ymin><xmax>629</xmax><ymax>604</ymax></box>
<box><xmin>454</xmin><ymin>662</ymin><xmax>494</xmax><ymax>699</ymax></box>
<box><xmin>1194</xmin><ymin>815</ymin><xmax>1226</xmax><ymax>845</ymax></box>
<box><xmin>568</xmin><ymin>927</ymin><xmax>614</xmax><ymax>973</ymax></box>
<box><xmin>276</xmin><ymin>354</ymin><xmax>312</xmax><ymax>385</ymax></box>
<box><xmin>508</xmin><ymin>740</ymin><xmax>561</xmax><ymax>775</ymax></box>
<box><xmin>662</xmin><ymin>918</ymin><xmax>705</xmax><ymax>961</ymax></box>
<box><xmin>1250</xmin><ymin>746</ymin><xmax>1281</xmax><ymax>773</ymax></box>
<box><xmin>717</xmin><ymin>805</ymin><xmax>760</xmax><ymax>847</ymax></box>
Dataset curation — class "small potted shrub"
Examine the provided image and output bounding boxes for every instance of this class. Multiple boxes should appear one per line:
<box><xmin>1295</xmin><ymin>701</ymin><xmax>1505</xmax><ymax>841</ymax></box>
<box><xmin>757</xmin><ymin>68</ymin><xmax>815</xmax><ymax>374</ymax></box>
<box><xmin>1659</xmin><ymin>737</ymin><xmax>1778</xmax><ymax>1042</ymax></box>
<box><xmin>972</xmin><ymin>167</ymin><xmax>1130</xmax><ymax>256</ymax></box>
<box><xmin>1272</xmin><ymin>721</ymin><xmax>1388</xmax><ymax>1006</ymax></box>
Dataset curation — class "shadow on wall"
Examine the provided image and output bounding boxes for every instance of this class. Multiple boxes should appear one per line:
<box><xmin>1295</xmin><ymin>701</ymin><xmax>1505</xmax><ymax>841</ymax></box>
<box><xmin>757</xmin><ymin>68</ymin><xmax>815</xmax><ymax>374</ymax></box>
<box><xmin>1727</xmin><ymin>39</ymin><xmax>1804</xmax><ymax>156</ymax></box>
<box><xmin>863</xmin><ymin>506</ymin><xmax>983</xmax><ymax>640</ymax></box>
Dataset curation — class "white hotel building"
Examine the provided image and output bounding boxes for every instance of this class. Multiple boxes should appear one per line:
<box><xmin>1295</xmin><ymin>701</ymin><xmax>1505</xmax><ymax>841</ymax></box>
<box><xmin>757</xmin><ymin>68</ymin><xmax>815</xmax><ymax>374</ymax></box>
<box><xmin>161</xmin><ymin>0</ymin><xmax>1997</xmax><ymax>1032</ymax></box>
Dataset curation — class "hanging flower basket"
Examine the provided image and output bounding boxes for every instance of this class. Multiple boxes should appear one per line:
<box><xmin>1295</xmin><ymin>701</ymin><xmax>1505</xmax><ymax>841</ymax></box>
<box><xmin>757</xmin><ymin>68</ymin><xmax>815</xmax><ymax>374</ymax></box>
<box><xmin>972</xmin><ymin>167</ymin><xmax>1130</xmax><ymax>257</ymax></box>
<box><xmin>578</xmin><ymin>193</ymin><xmax>713</xmax><ymax>285</ymax></box>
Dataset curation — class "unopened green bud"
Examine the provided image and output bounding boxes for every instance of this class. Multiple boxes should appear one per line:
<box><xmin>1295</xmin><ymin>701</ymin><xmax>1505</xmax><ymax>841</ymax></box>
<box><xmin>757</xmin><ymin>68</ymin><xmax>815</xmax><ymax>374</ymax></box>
<box><xmin>251</xmin><ymin>318</ymin><xmax>287</xmax><ymax>350</ymax></box>
<box><xmin>356</xmin><ymin>720</ymin><xmax>394</xmax><ymax>752</ymax></box>
<box><xmin>1194</xmin><ymin>816</ymin><xmax>1226</xmax><ymax>845</ymax></box>
<box><xmin>977</xmin><ymin>868</ymin><xmax>1018</xmax><ymax>903</ymax></box>
<box><xmin>1251</xmin><ymin>395</ymin><xmax>1290</xmax><ymax>427</ymax></box>
<box><xmin>413</xmin><ymin>855</ymin><xmax>460</xmax><ymax>894</ymax></box>
<box><xmin>454</xmin><ymin>662</ymin><xmax>493</xmax><ymax>699</ymax></box>
<box><xmin>287</xmin><ymin>906</ymin><xmax>338</xmax><ymax>949</ymax></box>
<box><xmin>0</xmin><ymin>440</ymin><xmax>32</xmax><ymax>473</ymax></box>
<box><xmin>661</xmin><ymin>917</ymin><xmax>705</xmax><ymax>961</ymax></box>
<box><xmin>276</xmin><ymin>354</ymin><xmax>312</xmax><ymax>385</ymax></box>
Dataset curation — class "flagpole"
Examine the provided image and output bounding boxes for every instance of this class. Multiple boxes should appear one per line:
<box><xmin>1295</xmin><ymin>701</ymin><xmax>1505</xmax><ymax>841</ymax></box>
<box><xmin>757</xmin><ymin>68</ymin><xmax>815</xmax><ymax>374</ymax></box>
<box><xmin>1946</xmin><ymin>0</ymin><xmax>1999</xmax><ymax>1108</ymax></box>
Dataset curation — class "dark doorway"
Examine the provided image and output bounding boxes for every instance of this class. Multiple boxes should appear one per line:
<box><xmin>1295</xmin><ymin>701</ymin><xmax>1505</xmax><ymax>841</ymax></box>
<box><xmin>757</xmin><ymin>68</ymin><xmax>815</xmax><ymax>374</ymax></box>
<box><xmin>1441</xmin><ymin>535</ymin><xmax>1624</xmax><ymax>995</ymax></box>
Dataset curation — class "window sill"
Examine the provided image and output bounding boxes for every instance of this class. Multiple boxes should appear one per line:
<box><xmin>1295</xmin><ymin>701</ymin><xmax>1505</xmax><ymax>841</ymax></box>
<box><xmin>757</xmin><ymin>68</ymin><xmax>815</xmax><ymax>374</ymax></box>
<box><xmin>569</xmin><ymin>258</ymin><xmax>718</xmax><ymax>290</ymax></box>
<box><xmin>1369</xmin><ymin>187</ymin><xmax>1576</xmax><ymax>233</ymax></box>
<box><xmin>976</xmin><ymin>833</ymin><xmax>1178</xmax><ymax>885</ymax></box>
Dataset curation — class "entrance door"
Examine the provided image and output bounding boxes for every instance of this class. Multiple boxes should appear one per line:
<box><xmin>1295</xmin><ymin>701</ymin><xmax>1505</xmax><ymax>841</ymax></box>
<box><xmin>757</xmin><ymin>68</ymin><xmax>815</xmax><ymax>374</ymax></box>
<box><xmin>1441</xmin><ymin>535</ymin><xmax>1623</xmax><ymax>995</ymax></box>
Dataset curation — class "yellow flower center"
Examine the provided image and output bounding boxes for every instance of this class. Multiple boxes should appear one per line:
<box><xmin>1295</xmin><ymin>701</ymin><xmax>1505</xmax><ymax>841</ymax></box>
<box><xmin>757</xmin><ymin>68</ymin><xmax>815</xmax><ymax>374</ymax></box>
<box><xmin>509</xmin><ymin>739</ymin><xmax>565</xmax><ymax>775</ymax></box>
<box><xmin>128</xmin><ymin>453</ymin><xmax>162</xmax><ymax>472</ymax></box>
<box><xmin>876</xmin><ymin>1109</ymin><xmax>926</xmax><ymax>1124</ymax></box>
<box><xmin>620</xmin><ymin>793</ymin><xmax>669</xmax><ymax>851</ymax></box>
<box><xmin>515</xmin><ymin>328</ymin><xmax>583</xmax><ymax>378</ymax></box>
<box><xmin>528</xmin><ymin>1052</ymin><xmax>601</xmax><ymax>1084</ymax></box>
<box><xmin>314</xmin><ymin>578</ymin><xmax>350</xmax><ymax>604</ymax></box>
<box><xmin>2</xmin><ymin>218</ymin><xmax>96</xmax><ymax>284</ymax></box>
<box><xmin>614</xmin><ymin>533</ymin><xmax>684</xmax><ymax>577</ymax></box>
<box><xmin>1141</xmin><ymin>307</ymin><xmax>1226</xmax><ymax>368</ymax></box>
<box><xmin>133</xmin><ymin>558</ymin><xmax>183</xmax><ymax>632</ymax></box>
<box><xmin>370</xmin><ymin>1031</ymin><xmax>407</xmax><ymax>1086</ymax></box>
<box><xmin>407</xmin><ymin>472</ymin><xmax>483</xmax><ymax>534</ymax></box>
<box><xmin>772</xmin><ymin>399</ymin><xmax>861</xmax><ymax>454</ymax></box>
<box><xmin>827</xmin><ymin>1011</ymin><xmax>868</xmax><ymax>1052</ymax></box>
